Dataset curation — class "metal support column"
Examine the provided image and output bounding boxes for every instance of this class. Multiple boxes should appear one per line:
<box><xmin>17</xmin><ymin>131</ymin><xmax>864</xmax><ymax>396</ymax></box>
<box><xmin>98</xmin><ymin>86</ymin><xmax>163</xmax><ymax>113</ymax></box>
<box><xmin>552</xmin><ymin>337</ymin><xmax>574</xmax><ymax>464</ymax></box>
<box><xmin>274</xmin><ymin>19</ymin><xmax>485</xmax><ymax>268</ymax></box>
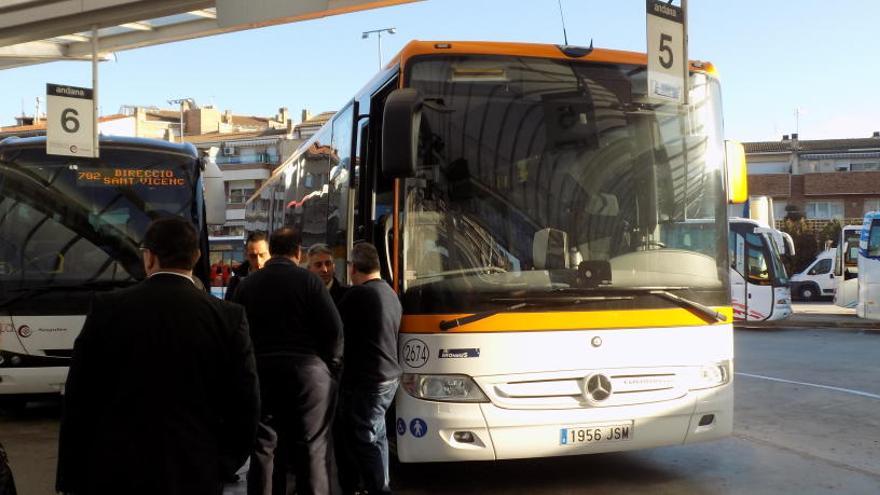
<box><xmin>91</xmin><ymin>25</ymin><xmax>100</xmax><ymax>157</ymax></box>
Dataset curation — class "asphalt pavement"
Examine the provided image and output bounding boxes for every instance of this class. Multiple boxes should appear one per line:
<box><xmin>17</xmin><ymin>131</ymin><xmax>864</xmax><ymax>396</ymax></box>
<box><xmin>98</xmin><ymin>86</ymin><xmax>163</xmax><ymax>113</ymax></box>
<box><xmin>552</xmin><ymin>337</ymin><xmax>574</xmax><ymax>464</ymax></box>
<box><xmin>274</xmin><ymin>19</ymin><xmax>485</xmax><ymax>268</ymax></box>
<box><xmin>737</xmin><ymin>302</ymin><xmax>880</xmax><ymax>330</ymax></box>
<box><xmin>2</xmin><ymin>302</ymin><xmax>878</xmax><ymax>494</ymax></box>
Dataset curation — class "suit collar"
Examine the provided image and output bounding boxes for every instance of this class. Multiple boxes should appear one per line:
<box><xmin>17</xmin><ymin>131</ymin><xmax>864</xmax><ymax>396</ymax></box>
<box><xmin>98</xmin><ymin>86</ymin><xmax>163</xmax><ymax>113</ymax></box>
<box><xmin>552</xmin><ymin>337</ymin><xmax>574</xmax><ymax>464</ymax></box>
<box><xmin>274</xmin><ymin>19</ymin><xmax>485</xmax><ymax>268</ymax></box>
<box><xmin>146</xmin><ymin>272</ymin><xmax>198</xmax><ymax>288</ymax></box>
<box><xmin>265</xmin><ymin>257</ymin><xmax>298</xmax><ymax>268</ymax></box>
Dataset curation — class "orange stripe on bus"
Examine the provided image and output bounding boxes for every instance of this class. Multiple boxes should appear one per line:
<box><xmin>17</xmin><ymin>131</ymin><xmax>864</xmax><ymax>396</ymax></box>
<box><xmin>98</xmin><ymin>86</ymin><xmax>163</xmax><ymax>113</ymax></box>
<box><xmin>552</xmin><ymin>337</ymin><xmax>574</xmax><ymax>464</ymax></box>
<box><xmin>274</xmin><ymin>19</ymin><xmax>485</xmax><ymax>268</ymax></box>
<box><xmin>388</xmin><ymin>41</ymin><xmax>716</xmax><ymax>76</ymax></box>
<box><xmin>401</xmin><ymin>307</ymin><xmax>733</xmax><ymax>334</ymax></box>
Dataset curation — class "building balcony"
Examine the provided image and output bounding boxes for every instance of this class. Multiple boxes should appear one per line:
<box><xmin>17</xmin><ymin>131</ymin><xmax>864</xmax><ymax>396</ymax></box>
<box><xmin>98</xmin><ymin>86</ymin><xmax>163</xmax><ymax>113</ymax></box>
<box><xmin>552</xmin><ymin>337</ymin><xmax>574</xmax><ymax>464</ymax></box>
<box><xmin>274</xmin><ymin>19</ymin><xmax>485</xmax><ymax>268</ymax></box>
<box><xmin>216</xmin><ymin>154</ymin><xmax>278</xmax><ymax>166</ymax></box>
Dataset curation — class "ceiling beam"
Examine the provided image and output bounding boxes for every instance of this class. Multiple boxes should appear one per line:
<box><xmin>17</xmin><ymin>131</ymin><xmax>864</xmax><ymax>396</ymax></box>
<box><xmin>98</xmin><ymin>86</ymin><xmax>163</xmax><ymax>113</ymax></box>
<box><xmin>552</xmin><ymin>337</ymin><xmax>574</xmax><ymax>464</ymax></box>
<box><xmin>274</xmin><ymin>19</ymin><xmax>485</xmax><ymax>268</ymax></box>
<box><xmin>0</xmin><ymin>40</ymin><xmax>66</xmax><ymax>59</ymax></box>
<box><xmin>0</xmin><ymin>0</ymin><xmax>212</xmax><ymax>47</ymax></box>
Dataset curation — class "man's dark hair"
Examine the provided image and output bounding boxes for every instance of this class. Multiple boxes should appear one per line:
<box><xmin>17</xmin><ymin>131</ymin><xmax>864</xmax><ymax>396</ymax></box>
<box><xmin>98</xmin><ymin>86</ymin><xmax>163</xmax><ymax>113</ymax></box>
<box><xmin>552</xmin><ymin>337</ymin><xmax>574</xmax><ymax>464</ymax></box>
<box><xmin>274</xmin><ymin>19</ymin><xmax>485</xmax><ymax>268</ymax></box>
<box><xmin>350</xmin><ymin>242</ymin><xmax>380</xmax><ymax>275</ymax></box>
<box><xmin>142</xmin><ymin>217</ymin><xmax>200</xmax><ymax>270</ymax></box>
<box><xmin>269</xmin><ymin>228</ymin><xmax>302</xmax><ymax>257</ymax></box>
<box><xmin>307</xmin><ymin>243</ymin><xmax>333</xmax><ymax>258</ymax></box>
<box><xmin>245</xmin><ymin>231</ymin><xmax>268</xmax><ymax>245</ymax></box>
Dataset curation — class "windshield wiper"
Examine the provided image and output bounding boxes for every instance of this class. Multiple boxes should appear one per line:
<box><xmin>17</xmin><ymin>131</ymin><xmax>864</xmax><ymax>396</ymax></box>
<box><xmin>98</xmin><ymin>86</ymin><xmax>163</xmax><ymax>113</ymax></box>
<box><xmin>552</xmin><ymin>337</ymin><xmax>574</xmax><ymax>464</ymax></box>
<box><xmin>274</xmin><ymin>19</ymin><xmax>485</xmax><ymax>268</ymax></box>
<box><xmin>0</xmin><ymin>280</ymin><xmax>135</xmax><ymax>309</ymax></box>
<box><xmin>437</xmin><ymin>295</ymin><xmax>634</xmax><ymax>331</ymax></box>
<box><xmin>645</xmin><ymin>289</ymin><xmax>728</xmax><ymax>323</ymax></box>
<box><xmin>551</xmin><ymin>286</ymin><xmax>727</xmax><ymax>323</ymax></box>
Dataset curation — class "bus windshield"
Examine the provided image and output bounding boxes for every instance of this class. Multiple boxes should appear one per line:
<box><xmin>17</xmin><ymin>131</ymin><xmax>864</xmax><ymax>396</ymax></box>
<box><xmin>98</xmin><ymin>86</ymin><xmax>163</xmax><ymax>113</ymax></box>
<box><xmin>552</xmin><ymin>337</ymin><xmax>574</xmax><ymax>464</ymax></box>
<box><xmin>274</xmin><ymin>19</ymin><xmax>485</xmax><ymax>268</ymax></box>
<box><xmin>0</xmin><ymin>144</ymin><xmax>198</xmax><ymax>291</ymax></box>
<box><xmin>401</xmin><ymin>55</ymin><xmax>728</xmax><ymax>313</ymax></box>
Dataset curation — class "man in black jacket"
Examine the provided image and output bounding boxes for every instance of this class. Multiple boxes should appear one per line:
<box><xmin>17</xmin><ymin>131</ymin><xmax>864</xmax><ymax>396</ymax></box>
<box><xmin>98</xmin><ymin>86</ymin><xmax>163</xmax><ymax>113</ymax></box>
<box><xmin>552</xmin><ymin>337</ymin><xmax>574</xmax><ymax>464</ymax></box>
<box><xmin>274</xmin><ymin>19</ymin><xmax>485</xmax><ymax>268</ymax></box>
<box><xmin>235</xmin><ymin>228</ymin><xmax>344</xmax><ymax>495</ymax></box>
<box><xmin>56</xmin><ymin>217</ymin><xmax>260</xmax><ymax>495</ymax></box>
<box><xmin>336</xmin><ymin>242</ymin><xmax>401</xmax><ymax>495</ymax></box>
<box><xmin>307</xmin><ymin>243</ymin><xmax>348</xmax><ymax>305</ymax></box>
<box><xmin>225</xmin><ymin>231</ymin><xmax>270</xmax><ymax>301</ymax></box>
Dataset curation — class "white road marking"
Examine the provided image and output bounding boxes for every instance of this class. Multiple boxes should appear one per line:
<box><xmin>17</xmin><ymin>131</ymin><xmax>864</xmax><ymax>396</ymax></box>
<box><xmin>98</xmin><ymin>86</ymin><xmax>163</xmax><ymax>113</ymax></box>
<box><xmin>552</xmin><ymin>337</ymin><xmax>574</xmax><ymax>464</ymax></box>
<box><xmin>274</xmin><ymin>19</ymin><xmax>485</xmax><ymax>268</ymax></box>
<box><xmin>736</xmin><ymin>372</ymin><xmax>880</xmax><ymax>400</ymax></box>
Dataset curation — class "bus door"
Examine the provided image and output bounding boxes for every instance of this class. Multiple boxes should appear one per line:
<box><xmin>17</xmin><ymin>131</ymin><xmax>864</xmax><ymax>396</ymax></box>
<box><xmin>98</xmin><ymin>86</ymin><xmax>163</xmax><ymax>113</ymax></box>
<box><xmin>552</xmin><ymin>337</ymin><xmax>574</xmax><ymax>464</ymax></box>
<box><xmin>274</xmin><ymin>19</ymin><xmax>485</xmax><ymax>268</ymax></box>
<box><xmin>835</xmin><ymin>226</ymin><xmax>861</xmax><ymax>308</ymax></box>
<box><xmin>730</xmin><ymin>226</ymin><xmax>774</xmax><ymax>321</ymax></box>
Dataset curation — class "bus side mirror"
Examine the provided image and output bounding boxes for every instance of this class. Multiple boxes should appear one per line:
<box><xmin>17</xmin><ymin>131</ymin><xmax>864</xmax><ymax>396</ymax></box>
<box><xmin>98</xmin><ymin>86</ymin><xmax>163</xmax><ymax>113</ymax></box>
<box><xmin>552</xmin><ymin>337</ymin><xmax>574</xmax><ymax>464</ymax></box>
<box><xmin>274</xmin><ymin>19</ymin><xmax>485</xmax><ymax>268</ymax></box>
<box><xmin>725</xmin><ymin>140</ymin><xmax>748</xmax><ymax>204</ymax></box>
<box><xmin>201</xmin><ymin>147</ymin><xmax>226</xmax><ymax>226</ymax></box>
<box><xmin>382</xmin><ymin>88</ymin><xmax>422</xmax><ymax>178</ymax></box>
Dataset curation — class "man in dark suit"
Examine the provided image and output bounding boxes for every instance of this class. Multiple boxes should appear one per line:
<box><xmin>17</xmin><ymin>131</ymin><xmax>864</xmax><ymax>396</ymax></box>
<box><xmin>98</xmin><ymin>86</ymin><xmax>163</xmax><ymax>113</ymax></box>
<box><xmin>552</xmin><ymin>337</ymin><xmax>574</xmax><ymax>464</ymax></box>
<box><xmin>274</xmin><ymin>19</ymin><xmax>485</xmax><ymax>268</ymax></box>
<box><xmin>225</xmin><ymin>231</ymin><xmax>270</xmax><ymax>302</ymax></box>
<box><xmin>56</xmin><ymin>217</ymin><xmax>260</xmax><ymax>495</ymax></box>
<box><xmin>234</xmin><ymin>228</ymin><xmax>343</xmax><ymax>495</ymax></box>
<box><xmin>336</xmin><ymin>242</ymin><xmax>402</xmax><ymax>495</ymax></box>
<box><xmin>307</xmin><ymin>243</ymin><xmax>348</xmax><ymax>305</ymax></box>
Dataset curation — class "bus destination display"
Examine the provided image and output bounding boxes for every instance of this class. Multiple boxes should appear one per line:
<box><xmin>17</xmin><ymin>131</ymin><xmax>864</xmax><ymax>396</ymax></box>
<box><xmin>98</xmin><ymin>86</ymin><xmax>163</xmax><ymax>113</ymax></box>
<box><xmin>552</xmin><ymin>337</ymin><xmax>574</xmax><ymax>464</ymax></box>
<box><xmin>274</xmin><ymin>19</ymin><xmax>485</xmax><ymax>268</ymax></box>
<box><xmin>76</xmin><ymin>167</ymin><xmax>185</xmax><ymax>187</ymax></box>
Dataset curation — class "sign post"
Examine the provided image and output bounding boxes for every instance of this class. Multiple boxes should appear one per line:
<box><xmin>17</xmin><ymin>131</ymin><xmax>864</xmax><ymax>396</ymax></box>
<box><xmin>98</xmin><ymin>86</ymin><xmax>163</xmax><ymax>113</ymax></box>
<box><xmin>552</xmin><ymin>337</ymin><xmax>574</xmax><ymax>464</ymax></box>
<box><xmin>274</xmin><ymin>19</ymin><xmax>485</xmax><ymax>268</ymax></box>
<box><xmin>646</xmin><ymin>0</ymin><xmax>687</xmax><ymax>104</ymax></box>
<box><xmin>46</xmin><ymin>83</ymin><xmax>97</xmax><ymax>158</ymax></box>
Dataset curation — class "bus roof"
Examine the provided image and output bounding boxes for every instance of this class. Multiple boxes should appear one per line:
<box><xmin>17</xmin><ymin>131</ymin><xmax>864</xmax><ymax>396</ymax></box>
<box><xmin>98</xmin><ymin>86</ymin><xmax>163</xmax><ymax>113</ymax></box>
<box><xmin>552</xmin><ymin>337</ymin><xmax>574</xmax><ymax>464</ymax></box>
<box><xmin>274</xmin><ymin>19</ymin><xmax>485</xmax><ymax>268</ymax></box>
<box><xmin>0</xmin><ymin>135</ymin><xmax>198</xmax><ymax>158</ymax></box>
<box><xmin>387</xmin><ymin>40</ymin><xmax>717</xmax><ymax>76</ymax></box>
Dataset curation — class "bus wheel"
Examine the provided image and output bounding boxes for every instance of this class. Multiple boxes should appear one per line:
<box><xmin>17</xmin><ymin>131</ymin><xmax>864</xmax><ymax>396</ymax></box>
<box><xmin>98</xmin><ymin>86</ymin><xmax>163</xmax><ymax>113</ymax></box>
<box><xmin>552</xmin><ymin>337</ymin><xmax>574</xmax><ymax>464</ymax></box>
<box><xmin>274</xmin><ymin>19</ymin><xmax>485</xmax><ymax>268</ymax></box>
<box><xmin>799</xmin><ymin>285</ymin><xmax>818</xmax><ymax>301</ymax></box>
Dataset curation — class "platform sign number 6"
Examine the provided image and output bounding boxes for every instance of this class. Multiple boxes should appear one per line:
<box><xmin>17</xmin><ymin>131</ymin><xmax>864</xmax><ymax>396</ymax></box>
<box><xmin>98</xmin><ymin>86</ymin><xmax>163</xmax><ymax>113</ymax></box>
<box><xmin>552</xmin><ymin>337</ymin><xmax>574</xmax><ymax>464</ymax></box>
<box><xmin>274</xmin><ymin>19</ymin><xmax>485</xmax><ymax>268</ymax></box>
<box><xmin>647</xmin><ymin>0</ymin><xmax>686</xmax><ymax>103</ymax></box>
<box><xmin>46</xmin><ymin>83</ymin><xmax>98</xmax><ymax>158</ymax></box>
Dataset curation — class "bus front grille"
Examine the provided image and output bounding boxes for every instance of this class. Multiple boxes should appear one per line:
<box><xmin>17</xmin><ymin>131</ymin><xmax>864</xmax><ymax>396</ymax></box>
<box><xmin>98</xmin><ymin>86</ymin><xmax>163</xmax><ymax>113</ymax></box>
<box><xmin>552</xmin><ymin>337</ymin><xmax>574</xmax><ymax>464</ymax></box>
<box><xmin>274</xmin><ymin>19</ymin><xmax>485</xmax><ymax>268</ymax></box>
<box><xmin>478</xmin><ymin>368</ymin><xmax>689</xmax><ymax>410</ymax></box>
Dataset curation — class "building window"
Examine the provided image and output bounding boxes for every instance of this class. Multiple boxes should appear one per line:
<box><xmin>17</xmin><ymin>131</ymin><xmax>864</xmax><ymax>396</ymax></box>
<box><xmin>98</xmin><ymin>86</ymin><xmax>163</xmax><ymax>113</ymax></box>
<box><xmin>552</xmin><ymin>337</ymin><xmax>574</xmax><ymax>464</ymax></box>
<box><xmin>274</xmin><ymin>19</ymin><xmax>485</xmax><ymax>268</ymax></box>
<box><xmin>851</xmin><ymin>162</ymin><xmax>880</xmax><ymax>171</ymax></box>
<box><xmin>228</xmin><ymin>187</ymin><xmax>255</xmax><ymax>204</ymax></box>
<box><xmin>773</xmin><ymin>200</ymin><xmax>788</xmax><ymax>221</ymax></box>
<box><xmin>865</xmin><ymin>199</ymin><xmax>880</xmax><ymax>214</ymax></box>
<box><xmin>227</xmin><ymin>179</ymin><xmax>256</xmax><ymax>205</ymax></box>
<box><xmin>805</xmin><ymin>200</ymin><xmax>844</xmax><ymax>220</ymax></box>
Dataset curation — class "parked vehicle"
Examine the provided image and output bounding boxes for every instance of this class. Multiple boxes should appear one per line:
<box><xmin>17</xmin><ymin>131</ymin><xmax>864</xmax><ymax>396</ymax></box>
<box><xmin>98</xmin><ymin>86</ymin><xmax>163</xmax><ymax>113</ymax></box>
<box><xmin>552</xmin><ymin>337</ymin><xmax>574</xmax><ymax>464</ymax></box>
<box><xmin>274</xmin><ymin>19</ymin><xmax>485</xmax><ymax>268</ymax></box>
<box><xmin>857</xmin><ymin>212</ymin><xmax>880</xmax><ymax>320</ymax></box>
<box><xmin>728</xmin><ymin>218</ymin><xmax>792</xmax><ymax>321</ymax></box>
<box><xmin>790</xmin><ymin>249</ymin><xmax>837</xmax><ymax>301</ymax></box>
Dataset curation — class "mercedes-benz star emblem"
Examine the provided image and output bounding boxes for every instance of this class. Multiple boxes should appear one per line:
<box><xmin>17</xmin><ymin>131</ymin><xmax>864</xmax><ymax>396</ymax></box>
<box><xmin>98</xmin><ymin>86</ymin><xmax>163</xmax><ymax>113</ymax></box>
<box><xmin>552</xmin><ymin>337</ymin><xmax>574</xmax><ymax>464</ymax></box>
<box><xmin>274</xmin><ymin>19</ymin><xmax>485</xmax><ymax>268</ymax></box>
<box><xmin>585</xmin><ymin>373</ymin><xmax>612</xmax><ymax>402</ymax></box>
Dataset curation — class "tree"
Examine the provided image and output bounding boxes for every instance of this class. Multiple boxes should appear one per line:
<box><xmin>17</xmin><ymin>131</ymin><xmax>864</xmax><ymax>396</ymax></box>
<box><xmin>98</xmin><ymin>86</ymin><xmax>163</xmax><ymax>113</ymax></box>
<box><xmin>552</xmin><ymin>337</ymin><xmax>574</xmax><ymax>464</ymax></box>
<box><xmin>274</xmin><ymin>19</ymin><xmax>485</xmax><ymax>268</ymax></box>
<box><xmin>784</xmin><ymin>204</ymin><xmax>804</xmax><ymax>221</ymax></box>
<box><xmin>779</xmin><ymin>218</ymin><xmax>819</xmax><ymax>276</ymax></box>
<box><xmin>819</xmin><ymin>219</ymin><xmax>842</xmax><ymax>249</ymax></box>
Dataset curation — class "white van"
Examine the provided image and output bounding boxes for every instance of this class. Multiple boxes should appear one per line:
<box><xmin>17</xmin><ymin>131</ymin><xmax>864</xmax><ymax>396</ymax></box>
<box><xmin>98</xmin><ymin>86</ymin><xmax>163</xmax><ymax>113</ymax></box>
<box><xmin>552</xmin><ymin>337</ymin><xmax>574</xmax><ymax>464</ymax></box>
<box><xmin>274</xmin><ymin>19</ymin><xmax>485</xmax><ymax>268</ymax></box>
<box><xmin>790</xmin><ymin>249</ymin><xmax>836</xmax><ymax>300</ymax></box>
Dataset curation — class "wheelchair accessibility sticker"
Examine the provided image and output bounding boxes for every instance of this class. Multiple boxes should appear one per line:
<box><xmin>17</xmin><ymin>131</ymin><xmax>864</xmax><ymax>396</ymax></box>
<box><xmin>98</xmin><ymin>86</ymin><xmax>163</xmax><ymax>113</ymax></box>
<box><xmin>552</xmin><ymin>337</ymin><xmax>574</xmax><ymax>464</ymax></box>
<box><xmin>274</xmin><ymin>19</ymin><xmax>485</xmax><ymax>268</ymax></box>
<box><xmin>410</xmin><ymin>418</ymin><xmax>427</xmax><ymax>438</ymax></box>
<box><xmin>397</xmin><ymin>418</ymin><xmax>406</xmax><ymax>436</ymax></box>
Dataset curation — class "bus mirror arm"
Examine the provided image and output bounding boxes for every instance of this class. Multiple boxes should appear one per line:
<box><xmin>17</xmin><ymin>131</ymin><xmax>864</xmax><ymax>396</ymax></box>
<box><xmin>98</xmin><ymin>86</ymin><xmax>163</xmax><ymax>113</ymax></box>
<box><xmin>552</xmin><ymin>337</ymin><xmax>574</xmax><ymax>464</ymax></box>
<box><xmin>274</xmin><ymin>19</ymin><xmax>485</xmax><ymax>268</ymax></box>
<box><xmin>382</xmin><ymin>88</ymin><xmax>423</xmax><ymax>178</ymax></box>
<box><xmin>201</xmin><ymin>146</ymin><xmax>226</xmax><ymax>226</ymax></box>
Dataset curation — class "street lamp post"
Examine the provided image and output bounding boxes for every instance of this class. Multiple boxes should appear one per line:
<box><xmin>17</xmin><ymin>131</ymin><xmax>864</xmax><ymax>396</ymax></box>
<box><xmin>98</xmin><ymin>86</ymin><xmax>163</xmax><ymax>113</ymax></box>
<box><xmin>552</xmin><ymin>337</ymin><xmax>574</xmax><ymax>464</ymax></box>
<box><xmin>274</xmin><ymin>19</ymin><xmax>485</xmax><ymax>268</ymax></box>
<box><xmin>362</xmin><ymin>27</ymin><xmax>396</xmax><ymax>69</ymax></box>
<box><xmin>167</xmin><ymin>97</ymin><xmax>195</xmax><ymax>141</ymax></box>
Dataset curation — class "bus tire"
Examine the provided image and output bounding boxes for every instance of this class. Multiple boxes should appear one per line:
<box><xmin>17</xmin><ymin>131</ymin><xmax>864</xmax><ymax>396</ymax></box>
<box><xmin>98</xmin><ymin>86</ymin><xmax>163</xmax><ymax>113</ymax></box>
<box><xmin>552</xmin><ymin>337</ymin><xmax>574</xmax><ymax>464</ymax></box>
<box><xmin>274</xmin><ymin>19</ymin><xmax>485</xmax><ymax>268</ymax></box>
<box><xmin>799</xmin><ymin>284</ymin><xmax>819</xmax><ymax>301</ymax></box>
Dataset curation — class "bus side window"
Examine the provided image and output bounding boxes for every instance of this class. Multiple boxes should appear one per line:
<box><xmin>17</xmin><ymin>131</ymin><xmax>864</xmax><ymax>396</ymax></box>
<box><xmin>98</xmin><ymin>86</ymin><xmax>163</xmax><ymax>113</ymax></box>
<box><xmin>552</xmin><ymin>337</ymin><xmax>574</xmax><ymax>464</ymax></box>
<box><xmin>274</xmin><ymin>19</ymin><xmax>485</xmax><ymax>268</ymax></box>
<box><xmin>729</xmin><ymin>231</ymin><xmax>745</xmax><ymax>276</ymax></box>
<box><xmin>745</xmin><ymin>232</ymin><xmax>770</xmax><ymax>285</ymax></box>
<box><xmin>869</xmin><ymin>221</ymin><xmax>880</xmax><ymax>257</ymax></box>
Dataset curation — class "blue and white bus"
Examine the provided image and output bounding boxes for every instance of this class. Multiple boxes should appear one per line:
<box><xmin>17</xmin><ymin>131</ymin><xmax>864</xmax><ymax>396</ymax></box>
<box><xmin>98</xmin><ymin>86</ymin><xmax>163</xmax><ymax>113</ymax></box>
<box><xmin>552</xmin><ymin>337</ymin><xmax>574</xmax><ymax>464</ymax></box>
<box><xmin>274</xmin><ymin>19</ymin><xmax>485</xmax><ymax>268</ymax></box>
<box><xmin>0</xmin><ymin>135</ymin><xmax>224</xmax><ymax>404</ymax></box>
<box><xmin>857</xmin><ymin>211</ymin><xmax>880</xmax><ymax>320</ymax></box>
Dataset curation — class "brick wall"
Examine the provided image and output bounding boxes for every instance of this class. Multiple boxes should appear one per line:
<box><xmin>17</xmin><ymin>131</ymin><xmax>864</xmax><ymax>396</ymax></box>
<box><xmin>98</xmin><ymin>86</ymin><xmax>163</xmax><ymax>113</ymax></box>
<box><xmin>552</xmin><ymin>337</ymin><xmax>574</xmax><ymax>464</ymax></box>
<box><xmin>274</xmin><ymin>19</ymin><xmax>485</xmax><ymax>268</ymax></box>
<box><xmin>748</xmin><ymin>174</ymin><xmax>789</xmax><ymax>196</ymax></box>
<box><xmin>803</xmin><ymin>171</ymin><xmax>880</xmax><ymax>195</ymax></box>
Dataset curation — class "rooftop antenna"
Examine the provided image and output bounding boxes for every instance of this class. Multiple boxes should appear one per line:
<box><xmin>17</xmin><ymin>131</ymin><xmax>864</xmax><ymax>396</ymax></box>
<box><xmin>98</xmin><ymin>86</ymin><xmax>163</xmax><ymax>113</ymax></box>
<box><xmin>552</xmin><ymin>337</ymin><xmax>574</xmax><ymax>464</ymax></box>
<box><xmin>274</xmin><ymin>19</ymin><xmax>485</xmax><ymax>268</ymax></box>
<box><xmin>557</xmin><ymin>0</ymin><xmax>569</xmax><ymax>45</ymax></box>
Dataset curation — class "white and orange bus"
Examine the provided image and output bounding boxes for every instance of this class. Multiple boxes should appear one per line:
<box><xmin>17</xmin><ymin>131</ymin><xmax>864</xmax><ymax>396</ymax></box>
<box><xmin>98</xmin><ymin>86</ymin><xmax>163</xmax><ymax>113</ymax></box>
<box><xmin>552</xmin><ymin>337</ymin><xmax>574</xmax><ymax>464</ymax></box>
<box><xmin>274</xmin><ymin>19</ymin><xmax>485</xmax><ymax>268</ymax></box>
<box><xmin>245</xmin><ymin>40</ymin><xmax>747</xmax><ymax>462</ymax></box>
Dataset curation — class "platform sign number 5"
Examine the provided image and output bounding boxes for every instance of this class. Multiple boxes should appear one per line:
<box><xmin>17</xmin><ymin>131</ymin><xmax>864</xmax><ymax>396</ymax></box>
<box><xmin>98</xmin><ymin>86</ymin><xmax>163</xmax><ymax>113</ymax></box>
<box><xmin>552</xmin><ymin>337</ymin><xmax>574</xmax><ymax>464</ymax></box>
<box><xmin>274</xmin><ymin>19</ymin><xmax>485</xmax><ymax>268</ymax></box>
<box><xmin>647</xmin><ymin>0</ymin><xmax>686</xmax><ymax>103</ymax></box>
<box><xmin>46</xmin><ymin>83</ymin><xmax>98</xmax><ymax>158</ymax></box>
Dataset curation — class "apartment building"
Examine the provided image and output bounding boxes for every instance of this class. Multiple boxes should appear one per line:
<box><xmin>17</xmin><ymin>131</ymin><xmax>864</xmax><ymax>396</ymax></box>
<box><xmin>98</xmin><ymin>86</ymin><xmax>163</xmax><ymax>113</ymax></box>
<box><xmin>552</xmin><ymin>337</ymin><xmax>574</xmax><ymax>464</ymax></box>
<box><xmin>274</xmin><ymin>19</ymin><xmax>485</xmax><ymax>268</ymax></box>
<box><xmin>745</xmin><ymin>132</ymin><xmax>880</xmax><ymax>228</ymax></box>
<box><xmin>183</xmin><ymin>109</ymin><xmax>333</xmax><ymax>236</ymax></box>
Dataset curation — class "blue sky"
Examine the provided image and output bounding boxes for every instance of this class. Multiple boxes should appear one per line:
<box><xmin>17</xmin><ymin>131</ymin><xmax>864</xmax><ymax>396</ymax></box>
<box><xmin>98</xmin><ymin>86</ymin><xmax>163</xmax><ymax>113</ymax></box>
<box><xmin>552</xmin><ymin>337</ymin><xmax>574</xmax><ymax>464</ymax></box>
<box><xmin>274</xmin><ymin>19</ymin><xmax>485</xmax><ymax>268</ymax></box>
<box><xmin>2</xmin><ymin>0</ymin><xmax>879</xmax><ymax>142</ymax></box>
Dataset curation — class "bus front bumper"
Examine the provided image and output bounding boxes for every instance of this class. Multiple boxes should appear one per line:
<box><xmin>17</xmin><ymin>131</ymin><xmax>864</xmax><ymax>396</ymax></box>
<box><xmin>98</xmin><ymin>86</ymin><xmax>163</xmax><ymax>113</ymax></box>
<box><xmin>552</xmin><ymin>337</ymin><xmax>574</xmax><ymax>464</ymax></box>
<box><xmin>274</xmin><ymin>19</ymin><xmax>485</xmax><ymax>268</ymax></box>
<box><xmin>395</xmin><ymin>384</ymin><xmax>732</xmax><ymax>463</ymax></box>
<box><xmin>0</xmin><ymin>366</ymin><xmax>68</xmax><ymax>395</ymax></box>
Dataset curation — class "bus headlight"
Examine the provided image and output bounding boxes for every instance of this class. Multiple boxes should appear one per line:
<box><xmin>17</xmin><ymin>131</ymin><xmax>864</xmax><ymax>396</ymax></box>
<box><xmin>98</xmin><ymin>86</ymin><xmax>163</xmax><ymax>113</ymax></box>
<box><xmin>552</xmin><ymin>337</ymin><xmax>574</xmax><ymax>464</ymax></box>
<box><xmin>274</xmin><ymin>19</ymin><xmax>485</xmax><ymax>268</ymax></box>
<box><xmin>401</xmin><ymin>373</ymin><xmax>489</xmax><ymax>403</ymax></box>
<box><xmin>690</xmin><ymin>360</ymin><xmax>731</xmax><ymax>390</ymax></box>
